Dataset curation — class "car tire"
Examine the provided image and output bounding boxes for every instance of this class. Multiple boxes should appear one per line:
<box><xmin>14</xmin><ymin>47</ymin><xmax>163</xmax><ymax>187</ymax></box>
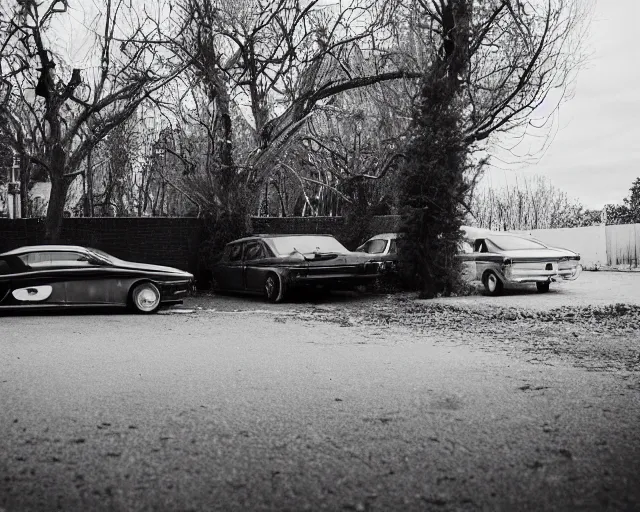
<box><xmin>130</xmin><ymin>282</ymin><xmax>161</xmax><ymax>313</ymax></box>
<box><xmin>264</xmin><ymin>273</ymin><xmax>281</xmax><ymax>303</ymax></box>
<box><xmin>483</xmin><ymin>271</ymin><xmax>504</xmax><ymax>296</ymax></box>
<box><xmin>536</xmin><ymin>281</ymin><xmax>550</xmax><ymax>293</ymax></box>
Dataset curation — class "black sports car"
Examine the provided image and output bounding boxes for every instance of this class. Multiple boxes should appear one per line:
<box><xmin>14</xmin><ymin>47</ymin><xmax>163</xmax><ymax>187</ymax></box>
<box><xmin>211</xmin><ymin>234</ymin><xmax>383</xmax><ymax>302</ymax></box>
<box><xmin>0</xmin><ymin>245</ymin><xmax>194</xmax><ymax>313</ymax></box>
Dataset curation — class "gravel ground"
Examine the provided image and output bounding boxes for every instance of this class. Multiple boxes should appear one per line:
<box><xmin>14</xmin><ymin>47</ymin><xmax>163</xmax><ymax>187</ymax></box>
<box><xmin>291</xmin><ymin>297</ymin><xmax>640</xmax><ymax>376</ymax></box>
<box><xmin>184</xmin><ymin>271</ymin><xmax>640</xmax><ymax>379</ymax></box>
<box><xmin>1</xmin><ymin>271</ymin><xmax>639</xmax><ymax>511</ymax></box>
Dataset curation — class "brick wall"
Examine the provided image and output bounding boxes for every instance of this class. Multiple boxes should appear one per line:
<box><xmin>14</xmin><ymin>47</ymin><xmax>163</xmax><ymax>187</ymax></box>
<box><xmin>0</xmin><ymin>218</ymin><xmax>206</xmax><ymax>276</ymax></box>
<box><xmin>0</xmin><ymin>215</ymin><xmax>401</xmax><ymax>283</ymax></box>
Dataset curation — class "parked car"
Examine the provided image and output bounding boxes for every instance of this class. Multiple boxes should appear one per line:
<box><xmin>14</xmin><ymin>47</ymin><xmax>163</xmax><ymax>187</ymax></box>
<box><xmin>356</xmin><ymin>232</ymin><xmax>400</xmax><ymax>272</ymax></box>
<box><xmin>358</xmin><ymin>229</ymin><xmax>582</xmax><ymax>295</ymax></box>
<box><xmin>458</xmin><ymin>228</ymin><xmax>582</xmax><ymax>295</ymax></box>
<box><xmin>0</xmin><ymin>245</ymin><xmax>194</xmax><ymax>313</ymax></box>
<box><xmin>211</xmin><ymin>234</ymin><xmax>384</xmax><ymax>302</ymax></box>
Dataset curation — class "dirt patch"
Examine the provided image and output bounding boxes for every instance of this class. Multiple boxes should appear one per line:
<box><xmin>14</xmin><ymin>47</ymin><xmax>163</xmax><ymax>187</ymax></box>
<box><xmin>288</xmin><ymin>295</ymin><xmax>640</xmax><ymax>377</ymax></box>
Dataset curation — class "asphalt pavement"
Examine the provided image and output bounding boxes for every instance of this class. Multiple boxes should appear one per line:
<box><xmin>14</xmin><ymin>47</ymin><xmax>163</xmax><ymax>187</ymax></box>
<box><xmin>1</xmin><ymin>271</ymin><xmax>639</xmax><ymax>511</ymax></box>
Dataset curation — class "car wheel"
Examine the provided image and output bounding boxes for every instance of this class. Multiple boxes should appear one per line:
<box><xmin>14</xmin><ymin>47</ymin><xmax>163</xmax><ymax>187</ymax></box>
<box><xmin>264</xmin><ymin>273</ymin><xmax>281</xmax><ymax>303</ymax></box>
<box><xmin>536</xmin><ymin>281</ymin><xmax>550</xmax><ymax>293</ymax></box>
<box><xmin>131</xmin><ymin>282</ymin><xmax>161</xmax><ymax>313</ymax></box>
<box><xmin>211</xmin><ymin>275</ymin><xmax>222</xmax><ymax>293</ymax></box>
<box><xmin>483</xmin><ymin>271</ymin><xmax>504</xmax><ymax>296</ymax></box>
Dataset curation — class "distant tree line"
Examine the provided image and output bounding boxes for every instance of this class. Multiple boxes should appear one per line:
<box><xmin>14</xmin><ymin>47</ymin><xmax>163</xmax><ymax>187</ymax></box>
<box><xmin>604</xmin><ymin>178</ymin><xmax>640</xmax><ymax>225</ymax></box>
<box><xmin>471</xmin><ymin>175</ymin><xmax>602</xmax><ymax>231</ymax></box>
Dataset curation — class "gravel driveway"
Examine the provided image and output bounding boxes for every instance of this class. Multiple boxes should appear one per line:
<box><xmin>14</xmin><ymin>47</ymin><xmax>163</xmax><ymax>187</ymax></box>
<box><xmin>1</xmin><ymin>271</ymin><xmax>639</xmax><ymax>511</ymax></box>
<box><xmin>185</xmin><ymin>270</ymin><xmax>640</xmax><ymax>313</ymax></box>
<box><xmin>436</xmin><ymin>270</ymin><xmax>640</xmax><ymax>310</ymax></box>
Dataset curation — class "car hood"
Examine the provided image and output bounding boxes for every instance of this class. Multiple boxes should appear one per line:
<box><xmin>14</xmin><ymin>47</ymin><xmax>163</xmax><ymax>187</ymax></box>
<box><xmin>499</xmin><ymin>248</ymin><xmax>578</xmax><ymax>260</ymax></box>
<box><xmin>114</xmin><ymin>259</ymin><xmax>193</xmax><ymax>276</ymax></box>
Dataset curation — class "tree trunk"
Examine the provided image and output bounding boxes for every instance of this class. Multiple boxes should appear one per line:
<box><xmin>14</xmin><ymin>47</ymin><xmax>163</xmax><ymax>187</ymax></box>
<box><xmin>44</xmin><ymin>175</ymin><xmax>69</xmax><ymax>243</ymax></box>
<box><xmin>19</xmin><ymin>157</ymin><xmax>31</xmax><ymax>218</ymax></box>
<box><xmin>84</xmin><ymin>149</ymin><xmax>94</xmax><ymax>217</ymax></box>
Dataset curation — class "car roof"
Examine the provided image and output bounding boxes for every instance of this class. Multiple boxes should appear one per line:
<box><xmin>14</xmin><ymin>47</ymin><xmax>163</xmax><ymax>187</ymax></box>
<box><xmin>0</xmin><ymin>245</ymin><xmax>90</xmax><ymax>257</ymax></box>
<box><xmin>229</xmin><ymin>234</ymin><xmax>336</xmax><ymax>244</ymax></box>
<box><xmin>460</xmin><ymin>226</ymin><xmax>495</xmax><ymax>239</ymax></box>
<box><xmin>366</xmin><ymin>232</ymin><xmax>400</xmax><ymax>241</ymax></box>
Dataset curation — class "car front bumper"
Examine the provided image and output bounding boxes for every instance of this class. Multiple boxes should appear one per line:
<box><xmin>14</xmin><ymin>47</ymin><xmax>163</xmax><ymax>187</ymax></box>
<box><xmin>159</xmin><ymin>277</ymin><xmax>195</xmax><ymax>303</ymax></box>
<box><xmin>290</xmin><ymin>273</ymin><xmax>379</xmax><ymax>289</ymax></box>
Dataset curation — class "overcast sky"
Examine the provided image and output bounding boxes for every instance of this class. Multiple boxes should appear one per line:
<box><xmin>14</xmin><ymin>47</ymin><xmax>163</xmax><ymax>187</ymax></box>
<box><xmin>482</xmin><ymin>0</ymin><xmax>639</xmax><ymax>209</ymax></box>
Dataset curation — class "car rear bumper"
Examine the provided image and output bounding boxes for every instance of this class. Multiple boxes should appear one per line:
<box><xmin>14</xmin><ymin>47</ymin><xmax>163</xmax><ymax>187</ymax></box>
<box><xmin>504</xmin><ymin>264</ymin><xmax>582</xmax><ymax>283</ymax></box>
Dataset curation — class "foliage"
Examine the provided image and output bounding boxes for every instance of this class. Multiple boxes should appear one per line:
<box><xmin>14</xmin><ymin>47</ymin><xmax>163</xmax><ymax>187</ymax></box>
<box><xmin>604</xmin><ymin>178</ymin><xmax>640</xmax><ymax>225</ymax></box>
<box><xmin>398</xmin><ymin>38</ymin><xmax>476</xmax><ymax>297</ymax></box>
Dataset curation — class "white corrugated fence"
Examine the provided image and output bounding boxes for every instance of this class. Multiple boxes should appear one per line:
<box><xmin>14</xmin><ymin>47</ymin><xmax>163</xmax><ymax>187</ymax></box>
<box><xmin>510</xmin><ymin>224</ymin><xmax>640</xmax><ymax>269</ymax></box>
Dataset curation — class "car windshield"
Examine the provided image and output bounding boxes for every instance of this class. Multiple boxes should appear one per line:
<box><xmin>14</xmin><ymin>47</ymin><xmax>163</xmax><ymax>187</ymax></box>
<box><xmin>269</xmin><ymin>236</ymin><xmax>349</xmax><ymax>255</ymax></box>
<box><xmin>488</xmin><ymin>235</ymin><xmax>547</xmax><ymax>251</ymax></box>
<box><xmin>360</xmin><ymin>239</ymin><xmax>388</xmax><ymax>254</ymax></box>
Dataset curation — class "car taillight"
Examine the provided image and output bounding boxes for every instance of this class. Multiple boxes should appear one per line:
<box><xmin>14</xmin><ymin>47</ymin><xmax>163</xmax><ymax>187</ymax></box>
<box><xmin>501</xmin><ymin>258</ymin><xmax>512</xmax><ymax>277</ymax></box>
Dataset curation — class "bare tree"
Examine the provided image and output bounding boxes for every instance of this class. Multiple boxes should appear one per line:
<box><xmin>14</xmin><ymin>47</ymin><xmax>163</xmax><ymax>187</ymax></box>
<box><xmin>0</xmin><ymin>0</ymin><xmax>186</xmax><ymax>241</ymax></box>
<box><xmin>400</xmin><ymin>0</ymin><xmax>590</xmax><ymax>148</ymax></box>
<box><xmin>168</xmin><ymin>0</ymin><xmax>421</xmax><ymax>220</ymax></box>
<box><xmin>471</xmin><ymin>175</ymin><xmax>599</xmax><ymax>230</ymax></box>
<box><xmin>274</xmin><ymin>77</ymin><xmax>411</xmax><ymax>217</ymax></box>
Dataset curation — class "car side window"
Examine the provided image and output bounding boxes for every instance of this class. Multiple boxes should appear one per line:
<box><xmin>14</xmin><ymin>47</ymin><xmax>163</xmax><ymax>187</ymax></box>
<box><xmin>244</xmin><ymin>242</ymin><xmax>266</xmax><ymax>262</ymax></box>
<box><xmin>389</xmin><ymin>239</ymin><xmax>397</xmax><ymax>254</ymax></box>
<box><xmin>18</xmin><ymin>251</ymin><xmax>95</xmax><ymax>269</ymax></box>
<box><xmin>228</xmin><ymin>244</ymin><xmax>243</xmax><ymax>262</ymax></box>
<box><xmin>474</xmin><ymin>240</ymin><xmax>488</xmax><ymax>253</ymax></box>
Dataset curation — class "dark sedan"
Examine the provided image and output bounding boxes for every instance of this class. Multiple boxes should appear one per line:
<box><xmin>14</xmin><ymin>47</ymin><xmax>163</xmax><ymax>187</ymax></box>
<box><xmin>0</xmin><ymin>245</ymin><xmax>193</xmax><ymax>313</ymax></box>
<box><xmin>211</xmin><ymin>234</ymin><xmax>383</xmax><ymax>302</ymax></box>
